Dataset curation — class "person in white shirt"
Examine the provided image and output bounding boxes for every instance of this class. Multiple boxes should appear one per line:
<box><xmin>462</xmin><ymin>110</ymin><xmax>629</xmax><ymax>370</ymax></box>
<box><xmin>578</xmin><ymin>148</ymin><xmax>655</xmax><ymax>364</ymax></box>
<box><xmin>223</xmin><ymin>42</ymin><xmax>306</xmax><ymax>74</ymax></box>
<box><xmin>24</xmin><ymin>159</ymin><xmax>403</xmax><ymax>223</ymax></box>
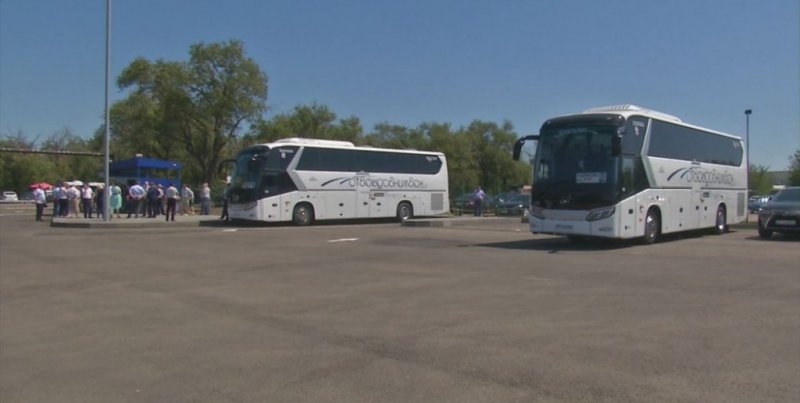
<box><xmin>180</xmin><ymin>184</ymin><xmax>194</xmax><ymax>215</ymax></box>
<box><xmin>165</xmin><ymin>183</ymin><xmax>179</xmax><ymax>222</ymax></box>
<box><xmin>58</xmin><ymin>184</ymin><xmax>69</xmax><ymax>217</ymax></box>
<box><xmin>33</xmin><ymin>187</ymin><xmax>46</xmax><ymax>221</ymax></box>
<box><xmin>81</xmin><ymin>184</ymin><xmax>94</xmax><ymax>218</ymax></box>
<box><xmin>127</xmin><ymin>182</ymin><xmax>146</xmax><ymax>218</ymax></box>
<box><xmin>200</xmin><ymin>182</ymin><xmax>211</xmax><ymax>215</ymax></box>
<box><xmin>67</xmin><ymin>185</ymin><xmax>80</xmax><ymax>218</ymax></box>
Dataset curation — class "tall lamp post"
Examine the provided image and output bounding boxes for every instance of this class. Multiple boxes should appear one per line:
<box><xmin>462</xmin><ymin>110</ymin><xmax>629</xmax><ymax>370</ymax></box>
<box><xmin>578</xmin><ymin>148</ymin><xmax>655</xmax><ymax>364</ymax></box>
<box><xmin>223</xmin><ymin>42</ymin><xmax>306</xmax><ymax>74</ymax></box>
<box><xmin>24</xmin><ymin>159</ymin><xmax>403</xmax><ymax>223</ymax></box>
<box><xmin>745</xmin><ymin>109</ymin><xmax>752</xmax><ymax>222</ymax></box>
<box><xmin>103</xmin><ymin>0</ymin><xmax>111</xmax><ymax>221</ymax></box>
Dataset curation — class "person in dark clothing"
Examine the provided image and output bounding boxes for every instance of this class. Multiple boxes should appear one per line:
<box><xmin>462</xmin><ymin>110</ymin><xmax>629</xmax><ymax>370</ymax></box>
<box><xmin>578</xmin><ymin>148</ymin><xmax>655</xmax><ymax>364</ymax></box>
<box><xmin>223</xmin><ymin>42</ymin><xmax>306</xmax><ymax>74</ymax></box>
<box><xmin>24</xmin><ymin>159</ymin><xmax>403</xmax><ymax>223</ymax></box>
<box><xmin>219</xmin><ymin>183</ymin><xmax>230</xmax><ymax>221</ymax></box>
<box><xmin>165</xmin><ymin>183</ymin><xmax>179</xmax><ymax>222</ymax></box>
<box><xmin>95</xmin><ymin>184</ymin><xmax>105</xmax><ymax>219</ymax></box>
<box><xmin>472</xmin><ymin>186</ymin><xmax>485</xmax><ymax>217</ymax></box>
<box><xmin>146</xmin><ymin>184</ymin><xmax>160</xmax><ymax>218</ymax></box>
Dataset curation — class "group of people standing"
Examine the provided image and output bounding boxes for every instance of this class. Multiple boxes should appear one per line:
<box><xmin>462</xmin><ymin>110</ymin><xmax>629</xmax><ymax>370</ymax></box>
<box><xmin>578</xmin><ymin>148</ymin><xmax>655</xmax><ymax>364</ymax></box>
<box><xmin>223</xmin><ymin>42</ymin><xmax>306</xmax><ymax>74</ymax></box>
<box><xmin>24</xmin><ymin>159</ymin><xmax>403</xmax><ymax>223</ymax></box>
<box><xmin>33</xmin><ymin>180</ymin><xmax>222</xmax><ymax>222</ymax></box>
<box><xmin>125</xmin><ymin>181</ymin><xmax>201</xmax><ymax>221</ymax></box>
<box><xmin>45</xmin><ymin>181</ymin><xmax>108</xmax><ymax>219</ymax></box>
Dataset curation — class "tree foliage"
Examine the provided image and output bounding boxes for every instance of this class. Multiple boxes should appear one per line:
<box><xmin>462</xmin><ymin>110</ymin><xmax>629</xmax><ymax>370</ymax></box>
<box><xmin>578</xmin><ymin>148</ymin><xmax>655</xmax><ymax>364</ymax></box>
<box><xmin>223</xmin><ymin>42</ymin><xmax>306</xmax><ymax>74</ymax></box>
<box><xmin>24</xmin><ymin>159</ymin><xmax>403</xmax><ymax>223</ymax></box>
<box><xmin>748</xmin><ymin>164</ymin><xmax>773</xmax><ymax>194</ymax></box>
<box><xmin>109</xmin><ymin>40</ymin><xmax>268</xmax><ymax>184</ymax></box>
<box><xmin>788</xmin><ymin>149</ymin><xmax>800</xmax><ymax>186</ymax></box>
<box><xmin>246</xmin><ymin>104</ymin><xmax>362</xmax><ymax>144</ymax></box>
<box><xmin>0</xmin><ymin>129</ymin><xmax>100</xmax><ymax>195</ymax></box>
<box><xmin>245</xmin><ymin>106</ymin><xmax>531</xmax><ymax>196</ymax></box>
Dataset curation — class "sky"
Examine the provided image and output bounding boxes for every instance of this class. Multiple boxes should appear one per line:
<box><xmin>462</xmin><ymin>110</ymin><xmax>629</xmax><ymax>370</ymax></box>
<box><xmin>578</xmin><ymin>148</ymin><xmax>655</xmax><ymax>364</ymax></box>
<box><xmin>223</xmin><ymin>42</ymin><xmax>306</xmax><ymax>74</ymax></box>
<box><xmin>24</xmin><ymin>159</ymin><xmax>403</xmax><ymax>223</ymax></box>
<box><xmin>1</xmin><ymin>0</ymin><xmax>798</xmax><ymax>170</ymax></box>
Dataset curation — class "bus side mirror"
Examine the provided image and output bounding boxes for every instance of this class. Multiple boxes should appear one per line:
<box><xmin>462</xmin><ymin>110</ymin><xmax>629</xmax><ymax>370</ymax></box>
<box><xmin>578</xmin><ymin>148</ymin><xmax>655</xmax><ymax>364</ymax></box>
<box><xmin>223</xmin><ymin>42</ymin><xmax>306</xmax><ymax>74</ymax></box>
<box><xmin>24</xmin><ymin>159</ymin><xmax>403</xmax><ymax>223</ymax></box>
<box><xmin>513</xmin><ymin>134</ymin><xmax>540</xmax><ymax>161</ymax></box>
<box><xmin>612</xmin><ymin>135</ymin><xmax>622</xmax><ymax>156</ymax></box>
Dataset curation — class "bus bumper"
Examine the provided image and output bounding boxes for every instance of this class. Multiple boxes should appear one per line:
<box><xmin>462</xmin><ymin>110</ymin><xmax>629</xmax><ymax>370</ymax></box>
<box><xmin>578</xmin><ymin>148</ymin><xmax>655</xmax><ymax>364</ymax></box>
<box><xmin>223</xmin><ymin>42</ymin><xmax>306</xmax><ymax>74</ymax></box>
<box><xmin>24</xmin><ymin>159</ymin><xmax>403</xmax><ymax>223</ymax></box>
<box><xmin>529</xmin><ymin>215</ymin><xmax>618</xmax><ymax>238</ymax></box>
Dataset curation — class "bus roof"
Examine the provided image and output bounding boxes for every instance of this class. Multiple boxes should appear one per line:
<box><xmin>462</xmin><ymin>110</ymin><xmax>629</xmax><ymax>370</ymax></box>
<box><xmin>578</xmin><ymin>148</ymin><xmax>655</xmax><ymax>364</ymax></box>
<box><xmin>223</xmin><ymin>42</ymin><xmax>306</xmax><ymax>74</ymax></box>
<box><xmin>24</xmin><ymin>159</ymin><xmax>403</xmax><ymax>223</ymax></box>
<box><xmin>582</xmin><ymin>104</ymin><xmax>683</xmax><ymax>123</ymax></box>
<box><xmin>558</xmin><ymin>104</ymin><xmax>742</xmax><ymax>141</ymax></box>
<box><xmin>248</xmin><ymin>137</ymin><xmax>445</xmax><ymax>156</ymax></box>
<box><xmin>273</xmin><ymin>137</ymin><xmax>355</xmax><ymax>148</ymax></box>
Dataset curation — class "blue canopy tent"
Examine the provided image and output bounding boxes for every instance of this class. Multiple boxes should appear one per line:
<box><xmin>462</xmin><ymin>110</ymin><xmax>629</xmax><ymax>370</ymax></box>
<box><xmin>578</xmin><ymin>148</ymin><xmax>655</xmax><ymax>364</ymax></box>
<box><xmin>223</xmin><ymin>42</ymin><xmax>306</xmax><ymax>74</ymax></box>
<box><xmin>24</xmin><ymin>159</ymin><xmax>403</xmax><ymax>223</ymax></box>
<box><xmin>110</xmin><ymin>156</ymin><xmax>182</xmax><ymax>188</ymax></box>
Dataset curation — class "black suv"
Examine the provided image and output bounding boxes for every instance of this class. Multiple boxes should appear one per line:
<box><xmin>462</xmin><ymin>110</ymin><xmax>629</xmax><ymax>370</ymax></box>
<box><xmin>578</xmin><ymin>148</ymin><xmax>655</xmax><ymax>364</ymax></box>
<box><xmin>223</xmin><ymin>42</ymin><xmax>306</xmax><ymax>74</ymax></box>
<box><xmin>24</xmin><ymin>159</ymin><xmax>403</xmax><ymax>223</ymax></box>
<box><xmin>757</xmin><ymin>187</ymin><xmax>800</xmax><ymax>239</ymax></box>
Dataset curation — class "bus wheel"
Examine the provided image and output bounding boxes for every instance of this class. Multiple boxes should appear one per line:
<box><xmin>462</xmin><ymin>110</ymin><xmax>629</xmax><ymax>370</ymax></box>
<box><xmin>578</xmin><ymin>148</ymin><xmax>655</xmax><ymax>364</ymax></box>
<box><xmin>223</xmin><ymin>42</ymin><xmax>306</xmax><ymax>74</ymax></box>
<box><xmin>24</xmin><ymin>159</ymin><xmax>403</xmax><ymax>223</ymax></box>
<box><xmin>396</xmin><ymin>202</ymin><xmax>413</xmax><ymax>221</ymax></box>
<box><xmin>293</xmin><ymin>204</ymin><xmax>314</xmax><ymax>226</ymax></box>
<box><xmin>642</xmin><ymin>208</ymin><xmax>660</xmax><ymax>244</ymax></box>
<box><xmin>713</xmin><ymin>206</ymin><xmax>727</xmax><ymax>235</ymax></box>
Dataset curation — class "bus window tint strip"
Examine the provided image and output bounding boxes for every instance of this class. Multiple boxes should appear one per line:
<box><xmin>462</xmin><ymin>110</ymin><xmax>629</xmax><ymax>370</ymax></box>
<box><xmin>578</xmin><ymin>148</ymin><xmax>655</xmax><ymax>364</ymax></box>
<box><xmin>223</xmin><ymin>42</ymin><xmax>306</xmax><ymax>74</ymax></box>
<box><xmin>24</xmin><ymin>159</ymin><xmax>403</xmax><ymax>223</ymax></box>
<box><xmin>648</xmin><ymin>120</ymin><xmax>743</xmax><ymax>166</ymax></box>
<box><xmin>296</xmin><ymin>147</ymin><xmax>442</xmax><ymax>174</ymax></box>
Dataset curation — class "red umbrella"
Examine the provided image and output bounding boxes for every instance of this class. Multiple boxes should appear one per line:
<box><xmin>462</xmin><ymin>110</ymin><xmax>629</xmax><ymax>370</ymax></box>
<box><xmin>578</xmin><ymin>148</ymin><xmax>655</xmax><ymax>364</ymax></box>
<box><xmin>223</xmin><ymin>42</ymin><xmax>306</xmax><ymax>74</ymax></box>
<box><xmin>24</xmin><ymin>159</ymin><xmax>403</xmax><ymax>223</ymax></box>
<box><xmin>29</xmin><ymin>182</ymin><xmax>53</xmax><ymax>190</ymax></box>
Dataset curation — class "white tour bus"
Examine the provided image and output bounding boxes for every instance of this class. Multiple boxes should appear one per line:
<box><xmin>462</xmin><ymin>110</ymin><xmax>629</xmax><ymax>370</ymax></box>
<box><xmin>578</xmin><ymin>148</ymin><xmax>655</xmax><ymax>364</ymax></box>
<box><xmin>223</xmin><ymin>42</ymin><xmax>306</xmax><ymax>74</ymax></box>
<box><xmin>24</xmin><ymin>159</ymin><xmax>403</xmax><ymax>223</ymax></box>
<box><xmin>513</xmin><ymin>105</ymin><xmax>747</xmax><ymax>243</ymax></box>
<box><xmin>227</xmin><ymin>138</ymin><xmax>450</xmax><ymax>225</ymax></box>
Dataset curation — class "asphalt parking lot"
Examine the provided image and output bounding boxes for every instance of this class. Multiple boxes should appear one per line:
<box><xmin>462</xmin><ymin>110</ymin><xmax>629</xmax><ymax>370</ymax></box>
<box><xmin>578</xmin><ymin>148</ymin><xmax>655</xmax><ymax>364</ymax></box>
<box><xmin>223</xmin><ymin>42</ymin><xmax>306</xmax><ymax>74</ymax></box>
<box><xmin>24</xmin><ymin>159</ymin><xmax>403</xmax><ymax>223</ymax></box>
<box><xmin>1</xmin><ymin>203</ymin><xmax>798</xmax><ymax>402</ymax></box>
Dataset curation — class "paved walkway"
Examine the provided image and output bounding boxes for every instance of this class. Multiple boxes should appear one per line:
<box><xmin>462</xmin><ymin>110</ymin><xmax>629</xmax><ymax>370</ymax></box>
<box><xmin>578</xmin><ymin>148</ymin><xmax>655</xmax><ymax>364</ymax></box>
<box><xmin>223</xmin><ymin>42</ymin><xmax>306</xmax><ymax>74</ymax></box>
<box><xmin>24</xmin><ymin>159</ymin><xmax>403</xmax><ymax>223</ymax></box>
<box><xmin>48</xmin><ymin>210</ymin><xmax>497</xmax><ymax>229</ymax></box>
<box><xmin>51</xmin><ymin>213</ymin><xmax>225</xmax><ymax>228</ymax></box>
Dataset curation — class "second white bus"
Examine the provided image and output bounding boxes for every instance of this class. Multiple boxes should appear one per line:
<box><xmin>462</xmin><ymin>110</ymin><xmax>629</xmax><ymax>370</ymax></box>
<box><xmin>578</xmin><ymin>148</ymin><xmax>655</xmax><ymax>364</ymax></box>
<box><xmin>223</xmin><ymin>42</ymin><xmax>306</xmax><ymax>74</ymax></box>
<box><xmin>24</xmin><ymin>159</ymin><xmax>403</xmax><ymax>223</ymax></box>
<box><xmin>513</xmin><ymin>105</ymin><xmax>747</xmax><ymax>243</ymax></box>
<box><xmin>227</xmin><ymin>138</ymin><xmax>450</xmax><ymax>225</ymax></box>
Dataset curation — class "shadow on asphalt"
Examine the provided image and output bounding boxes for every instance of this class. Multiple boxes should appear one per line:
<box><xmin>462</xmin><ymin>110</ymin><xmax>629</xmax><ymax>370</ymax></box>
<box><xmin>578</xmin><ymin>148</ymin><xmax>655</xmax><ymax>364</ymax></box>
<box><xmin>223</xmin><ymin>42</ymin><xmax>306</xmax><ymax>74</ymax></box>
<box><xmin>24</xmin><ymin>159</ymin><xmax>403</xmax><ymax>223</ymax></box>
<box><xmin>744</xmin><ymin>233</ymin><xmax>800</xmax><ymax>242</ymax></box>
<box><xmin>203</xmin><ymin>217</ymin><xmax>401</xmax><ymax>228</ymax></box>
<box><xmin>473</xmin><ymin>228</ymin><xmax>762</xmax><ymax>252</ymax></box>
<box><xmin>473</xmin><ymin>237</ymin><xmax>632</xmax><ymax>253</ymax></box>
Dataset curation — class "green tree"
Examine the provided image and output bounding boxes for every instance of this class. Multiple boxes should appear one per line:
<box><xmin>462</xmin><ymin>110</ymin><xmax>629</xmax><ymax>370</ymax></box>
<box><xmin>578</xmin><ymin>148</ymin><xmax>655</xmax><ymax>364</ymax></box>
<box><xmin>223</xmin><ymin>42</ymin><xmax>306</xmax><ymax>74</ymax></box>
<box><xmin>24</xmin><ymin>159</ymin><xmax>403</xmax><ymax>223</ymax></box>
<box><xmin>423</xmin><ymin>122</ymin><xmax>478</xmax><ymax>195</ymax></box>
<box><xmin>365</xmin><ymin>122</ymin><xmax>428</xmax><ymax>150</ymax></box>
<box><xmin>0</xmin><ymin>131</ymin><xmax>50</xmax><ymax>194</ymax></box>
<box><xmin>247</xmin><ymin>104</ymin><xmax>362</xmax><ymax>145</ymax></box>
<box><xmin>0</xmin><ymin>128</ymin><xmax>100</xmax><ymax>194</ymax></box>
<box><xmin>748</xmin><ymin>164</ymin><xmax>773</xmax><ymax>194</ymax></box>
<box><xmin>42</xmin><ymin>128</ymin><xmax>102</xmax><ymax>183</ymax></box>
<box><xmin>111</xmin><ymin>40</ymin><xmax>268</xmax><ymax>185</ymax></box>
<box><xmin>461</xmin><ymin>120</ymin><xmax>528</xmax><ymax>194</ymax></box>
<box><xmin>788</xmin><ymin>149</ymin><xmax>800</xmax><ymax>186</ymax></box>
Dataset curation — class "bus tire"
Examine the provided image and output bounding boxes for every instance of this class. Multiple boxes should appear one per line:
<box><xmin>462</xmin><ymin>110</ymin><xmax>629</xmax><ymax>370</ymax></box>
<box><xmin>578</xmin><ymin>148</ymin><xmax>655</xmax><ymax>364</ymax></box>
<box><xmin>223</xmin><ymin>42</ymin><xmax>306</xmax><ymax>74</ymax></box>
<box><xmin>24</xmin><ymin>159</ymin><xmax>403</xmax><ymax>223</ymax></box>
<box><xmin>642</xmin><ymin>208</ymin><xmax>660</xmax><ymax>244</ymax></box>
<box><xmin>713</xmin><ymin>205</ymin><xmax>727</xmax><ymax>235</ymax></box>
<box><xmin>396</xmin><ymin>202</ymin><xmax>413</xmax><ymax>221</ymax></box>
<box><xmin>293</xmin><ymin>203</ymin><xmax>314</xmax><ymax>226</ymax></box>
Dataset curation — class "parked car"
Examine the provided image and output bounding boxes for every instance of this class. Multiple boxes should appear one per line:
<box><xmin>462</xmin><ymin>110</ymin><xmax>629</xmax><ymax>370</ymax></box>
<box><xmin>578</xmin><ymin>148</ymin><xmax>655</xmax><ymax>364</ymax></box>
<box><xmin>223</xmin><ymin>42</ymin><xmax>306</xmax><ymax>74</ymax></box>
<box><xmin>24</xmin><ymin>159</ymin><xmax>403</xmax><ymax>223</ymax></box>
<box><xmin>451</xmin><ymin>192</ymin><xmax>495</xmax><ymax>215</ymax></box>
<box><xmin>748</xmin><ymin>195</ymin><xmax>772</xmax><ymax>213</ymax></box>
<box><xmin>1</xmin><ymin>191</ymin><xmax>19</xmax><ymax>202</ymax></box>
<box><xmin>757</xmin><ymin>187</ymin><xmax>800</xmax><ymax>239</ymax></box>
<box><xmin>494</xmin><ymin>193</ymin><xmax>529</xmax><ymax>216</ymax></box>
<box><xmin>451</xmin><ymin>193</ymin><xmax>475</xmax><ymax>211</ymax></box>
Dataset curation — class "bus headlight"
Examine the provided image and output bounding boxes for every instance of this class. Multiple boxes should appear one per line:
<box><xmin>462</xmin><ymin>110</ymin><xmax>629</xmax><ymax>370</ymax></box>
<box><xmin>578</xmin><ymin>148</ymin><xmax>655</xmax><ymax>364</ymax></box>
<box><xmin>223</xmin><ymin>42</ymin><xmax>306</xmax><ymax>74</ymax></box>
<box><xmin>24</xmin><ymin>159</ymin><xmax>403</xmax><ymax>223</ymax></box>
<box><xmin>586</xmin><ymin>206</ymin><xmax>615</xmax><ymax>222</ymax></box>
<box><xmin>530</xmin><ymin>206</ymin><xmax>545</xmax><ymax>219</ymax></box>
<box><xmin>238</xmin><ymin>201</ymin><xmax>257</xmax><ymax>210</ymax></box>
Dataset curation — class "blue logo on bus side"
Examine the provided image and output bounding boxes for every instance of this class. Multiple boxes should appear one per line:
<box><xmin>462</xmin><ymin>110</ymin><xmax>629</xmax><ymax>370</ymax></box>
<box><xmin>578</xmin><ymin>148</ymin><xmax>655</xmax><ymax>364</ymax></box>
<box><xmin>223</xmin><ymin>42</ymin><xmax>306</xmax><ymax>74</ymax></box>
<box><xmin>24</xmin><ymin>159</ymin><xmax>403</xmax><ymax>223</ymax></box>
<box><xmin>321</xmin><ymin>176</ymin><xmax>425</xmax><ymax>189</ymax></box>
<box><xmin>667</xmin><ymin>167</ymin><xmax>735</xmax><ymax>186</ymax></box>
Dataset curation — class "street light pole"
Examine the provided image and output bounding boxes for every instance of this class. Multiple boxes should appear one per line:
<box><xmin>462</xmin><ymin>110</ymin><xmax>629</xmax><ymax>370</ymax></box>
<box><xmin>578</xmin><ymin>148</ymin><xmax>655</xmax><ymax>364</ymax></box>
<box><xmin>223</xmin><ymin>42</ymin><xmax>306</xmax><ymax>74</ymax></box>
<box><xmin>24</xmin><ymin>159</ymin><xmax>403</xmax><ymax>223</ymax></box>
<box><xmin>745</xmin><ymin>109</ymin><xmax>752</xmax><ymax>222</ymax></box>
<box><xmin>103</xmin><ymin>0</ymin><xmax>111</xmax><ymax>221</ymax></box>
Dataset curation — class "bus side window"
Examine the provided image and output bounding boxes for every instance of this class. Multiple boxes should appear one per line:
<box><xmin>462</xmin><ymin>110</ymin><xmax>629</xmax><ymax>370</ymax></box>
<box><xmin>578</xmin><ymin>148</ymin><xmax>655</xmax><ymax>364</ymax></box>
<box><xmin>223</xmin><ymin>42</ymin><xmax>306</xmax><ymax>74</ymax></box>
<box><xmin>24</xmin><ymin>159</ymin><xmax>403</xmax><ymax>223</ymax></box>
<box><xmin>262</xmin><ymin>171</ymin><xmax>297</xmax><ymax>194</ymax></box>
<box><xmin>263</xmin><ymin>173</ymin><xmax>275</xmax><ymax>188</ymax></box>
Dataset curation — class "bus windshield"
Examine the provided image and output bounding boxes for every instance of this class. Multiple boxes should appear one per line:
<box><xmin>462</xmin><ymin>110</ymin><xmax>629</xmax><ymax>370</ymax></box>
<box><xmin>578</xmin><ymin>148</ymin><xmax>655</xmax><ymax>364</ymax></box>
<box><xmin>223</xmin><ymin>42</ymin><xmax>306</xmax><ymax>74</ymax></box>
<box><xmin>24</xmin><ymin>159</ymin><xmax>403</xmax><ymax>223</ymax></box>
<box><xmin>533</xmin><ymin>123</ymin><xmax>620</xmax><ymax>209</ymax></box>
<box><xmin>229</xmin><ymin>145</ymin><xmax>299</xmax><ymax>204</ymax></box>
<box><xmin>232</xmin><ymin>147</ymin><xmax>269</xmax><ymax>188</ymax></box>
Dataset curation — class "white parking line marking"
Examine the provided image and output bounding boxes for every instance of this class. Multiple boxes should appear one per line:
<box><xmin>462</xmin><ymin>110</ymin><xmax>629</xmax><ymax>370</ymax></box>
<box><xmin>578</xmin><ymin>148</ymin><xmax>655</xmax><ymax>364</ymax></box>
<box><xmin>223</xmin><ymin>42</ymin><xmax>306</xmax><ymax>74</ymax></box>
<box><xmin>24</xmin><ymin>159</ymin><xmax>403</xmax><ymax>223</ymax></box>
<box><xmin>222</xmin><ymin>229</ymin><xmax>238</xmax><ymax>232</ymax></box>
<box><xmin>328</xmin><ymin>238</ymin><xmax>359</xmax><ymax>243</ymax></box>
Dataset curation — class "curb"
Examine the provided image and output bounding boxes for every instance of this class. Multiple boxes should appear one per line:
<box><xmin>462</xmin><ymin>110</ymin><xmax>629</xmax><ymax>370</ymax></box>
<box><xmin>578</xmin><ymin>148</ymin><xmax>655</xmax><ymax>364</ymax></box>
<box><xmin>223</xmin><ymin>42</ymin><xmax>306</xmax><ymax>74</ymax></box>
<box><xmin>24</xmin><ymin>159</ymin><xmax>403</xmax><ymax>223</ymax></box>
<box><xmin>50</xmin><ymin>217</ymin><xmax>224</xmax><ymax>229</ymax></box>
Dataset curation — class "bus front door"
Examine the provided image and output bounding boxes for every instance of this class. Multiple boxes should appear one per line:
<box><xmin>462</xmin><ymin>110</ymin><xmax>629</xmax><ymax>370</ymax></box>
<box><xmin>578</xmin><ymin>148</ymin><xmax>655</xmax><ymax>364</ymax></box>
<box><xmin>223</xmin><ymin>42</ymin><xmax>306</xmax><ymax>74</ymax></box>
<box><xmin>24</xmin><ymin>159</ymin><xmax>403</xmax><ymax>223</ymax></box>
<box><xmin>357</xmin><ymin>189</ymin><xmax>371</xmax><ymax>218</ymax></box>
<box><xmin>369</xmin><ymin>191</ymin><xmax>386</xmax><ymax>217</ymax></box>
